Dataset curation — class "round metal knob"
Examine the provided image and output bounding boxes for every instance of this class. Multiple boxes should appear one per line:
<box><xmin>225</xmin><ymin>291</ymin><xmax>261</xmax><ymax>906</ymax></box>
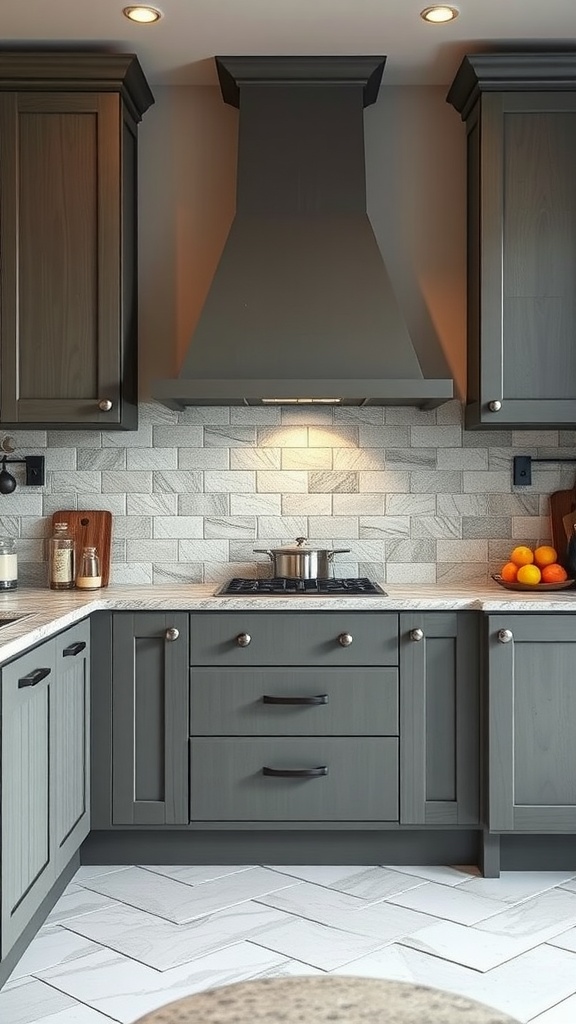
<box><xmin>98</xmin><ymin>399</ymin><xmax>113</xmax><ymax>412</ymax></box>
<box><xmin>488</xmin><ymin>400</ymin><xmax>502</xmax><ymax>412</ymax></box>
<box><xmin>236</xmin><ymin>633</ymin><xmax>251</xmax><ymax>647</ymax></box>
<box><xmin>165</xmin><ymin>627</ymin><xmax>179</xmax><ymax>642</ymax></box>
<box><xmin>498</xmin><ymin>629</ymin><xmax>513</xmax><ymax>644</ymax></box>
<box><xmin>410</xmin><ymin>628</ymin><xmax>424</xmax><ymax>642</ymax></box>
<box><xmin>338</xmin><ymin>633</ymin><xmax>353</xmax><ymax>647</ymax></box>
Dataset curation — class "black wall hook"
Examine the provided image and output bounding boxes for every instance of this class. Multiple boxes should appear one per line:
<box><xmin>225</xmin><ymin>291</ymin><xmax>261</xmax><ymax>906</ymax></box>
<box><xmin>0</xmin><ymin>455</ymin><xmax>45</xmax><ymax>492</ymax></box>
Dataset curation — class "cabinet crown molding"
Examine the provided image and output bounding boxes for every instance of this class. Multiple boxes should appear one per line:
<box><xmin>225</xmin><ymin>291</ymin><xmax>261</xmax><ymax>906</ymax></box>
<box><xmin>447</xmin><ymin>52</ymin><xmax>576</xmax><ymax>120</ymax></box>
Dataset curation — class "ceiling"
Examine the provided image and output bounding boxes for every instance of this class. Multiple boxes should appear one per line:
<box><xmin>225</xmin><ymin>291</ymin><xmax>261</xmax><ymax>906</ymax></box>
<box><xmin>2</xmin><ymin>0</ymin><xmax>575</xmax><ymax>87</ymax></box>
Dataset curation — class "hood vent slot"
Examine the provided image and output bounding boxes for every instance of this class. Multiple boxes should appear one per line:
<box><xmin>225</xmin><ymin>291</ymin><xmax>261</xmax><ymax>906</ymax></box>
<box><xmin>153</xmin><ymin>56</ymin><xmax>453</xmax><ymax>408</ymax></box>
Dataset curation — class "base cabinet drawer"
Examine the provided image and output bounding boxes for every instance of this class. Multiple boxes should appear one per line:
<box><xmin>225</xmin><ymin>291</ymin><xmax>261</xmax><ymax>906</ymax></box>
<box><xmin>190</xmin><ymin>612</ymin><xmax>398</xmax><ymax>666</ymax></box>
<box><xmin>190</xmin><ymin>667</ymin><xmax>399</xmax><ymax>736</ymax></box>
<box><xmin>190</xmin><ymin>738</ymin><xmax>398</xmax><ymax>821</ymax></box>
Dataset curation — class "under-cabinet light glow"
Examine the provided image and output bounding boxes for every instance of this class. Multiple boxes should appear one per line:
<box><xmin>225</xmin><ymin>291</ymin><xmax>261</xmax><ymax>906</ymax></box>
<box><xmin>261</xmin><ymin>398</ymin><xmax>342</xmax><ymax>404</ymax></box>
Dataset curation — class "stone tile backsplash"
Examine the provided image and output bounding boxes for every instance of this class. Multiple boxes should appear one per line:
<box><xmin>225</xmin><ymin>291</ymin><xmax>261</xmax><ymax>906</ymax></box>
<box><xmin>2</xmin><ymin>400</ymin><xmax>574</xmax><ymax>586</ymax></box>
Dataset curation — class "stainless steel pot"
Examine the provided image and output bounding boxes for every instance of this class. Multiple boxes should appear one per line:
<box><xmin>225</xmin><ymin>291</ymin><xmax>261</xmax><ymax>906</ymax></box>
<box><xmin>253</xmin><ymin>537</ymin><xmax>350</xmax><ymax>579</ymax></box>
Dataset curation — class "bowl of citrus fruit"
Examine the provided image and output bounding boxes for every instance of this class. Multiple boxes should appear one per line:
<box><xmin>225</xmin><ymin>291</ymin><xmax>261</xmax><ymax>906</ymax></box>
<box><xmin>492</xmin><ymin>545</ymin><xmax>575</xmax><ymax>591</ymax></box>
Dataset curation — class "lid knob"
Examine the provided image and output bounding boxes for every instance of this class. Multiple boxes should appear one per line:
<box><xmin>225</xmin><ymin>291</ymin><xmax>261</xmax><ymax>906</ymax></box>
<box><xmin>295</xmin><ymin>537</ymin><xmax>307</xmax><ymax>547</ymax></box>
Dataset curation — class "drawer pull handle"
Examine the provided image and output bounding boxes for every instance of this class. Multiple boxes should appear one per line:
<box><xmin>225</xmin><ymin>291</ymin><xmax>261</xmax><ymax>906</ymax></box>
<box><xmin>63</xmin><ymin>641</ymin><xmax>86</xmax><ymax>657</ymax></box>
<box><xmin>165</xmin><ymin>627</ymin><xmax>180</xmax><ymax>642</ymax></box>
<box><xmin>262</xmin><ymin>694</ymin><xmax>329</xmax><ymax>706</ymax></box>
<box><xmin>18</xmin><ymin>667</ymin><xmax>51</xmax><ymax>688</ymax></box>
<box><xmin>236</xmin><ymin>633</ymin><xmax>252</xmax><ymax>647</ymax></box>
<box><xmin>262</xmin><ymin>766</ymin><xmax>328</xmax><ymax>779</ymax></box>
<box><xmin>338</xmin><ymin>632</ymin><xmax>353</xmax><ymax>647</ymax></box>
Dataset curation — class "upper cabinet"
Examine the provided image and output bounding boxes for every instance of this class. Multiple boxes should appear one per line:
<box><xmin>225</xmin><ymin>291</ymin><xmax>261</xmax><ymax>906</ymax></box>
<box><xmin>0</xmin><ymin>53</ymin><xmax>153</xmax><ymax>430</ymax></box>
<box><xmin>448</xmin><ymin>54</ymin><xmax>576</xmax><ymax>429</ymax></box>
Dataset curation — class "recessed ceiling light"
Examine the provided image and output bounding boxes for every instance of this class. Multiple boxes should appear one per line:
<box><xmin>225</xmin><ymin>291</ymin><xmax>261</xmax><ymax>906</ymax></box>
<box><xmin>122</xmin><ymin>5</ymin><xmax>163</xmax><ymax>23</ymax></box>
<box><xmin>420</xmin><ymin>5</ymin><xmax>459</xmax><ymax>23</ymax></box>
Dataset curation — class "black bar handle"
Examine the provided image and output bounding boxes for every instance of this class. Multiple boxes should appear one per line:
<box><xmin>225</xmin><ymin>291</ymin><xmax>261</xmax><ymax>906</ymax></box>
<box><xmin>18</xmin><ymin>667</ymin><xmax>51</xmax><ymax>688</ymax></box>
<box><xmin>262</xmin><ymin>766</ymin><xmax>328</xmax><ymax>779</ymax></box>
<box><xmin>262</xmin><ymin>694</ymin><xmax>328</xmax><ymax>706</ymax></box>
<box><xmin>63</xmin><ymin>641</ymin><xmax>87</xmax><ymax>657</ymax></box>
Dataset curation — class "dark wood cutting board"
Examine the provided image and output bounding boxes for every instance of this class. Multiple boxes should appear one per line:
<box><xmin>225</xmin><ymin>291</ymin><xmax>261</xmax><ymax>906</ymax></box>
<box><xmin>549</xmin><ymin>484</ymin><xmax>576</xmax><ymax>569</ymax></box>
<box><xmin>51</xmin><ymin>510</ymin><xmax>112</xmax><ymax>586</ymax></box>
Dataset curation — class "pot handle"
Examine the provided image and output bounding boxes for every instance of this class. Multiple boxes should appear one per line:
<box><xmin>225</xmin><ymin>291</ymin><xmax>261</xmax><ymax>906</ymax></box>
<box><xmin>327</xmin><ymin>549</ymin><xmax>351</xmax><ymax>560</ymax></box>
<box><xmin>253</xmin><ymin>549</ymin><xmax>274</xmax><ymax>558</ymax></box>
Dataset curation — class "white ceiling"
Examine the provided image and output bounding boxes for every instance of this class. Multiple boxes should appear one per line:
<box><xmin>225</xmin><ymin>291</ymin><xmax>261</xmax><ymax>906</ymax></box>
<box><xmin>2</xmin><ymin>0</ymin><xmax>575</xmax><ymax>87</ymax></box>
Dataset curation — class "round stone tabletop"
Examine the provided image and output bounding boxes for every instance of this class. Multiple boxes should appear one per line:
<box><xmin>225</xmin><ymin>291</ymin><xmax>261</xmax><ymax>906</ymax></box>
<box><xmin>134</xmin><ymin>976</ymin><xmax>517</xmax><ymax>1024</ymax></box>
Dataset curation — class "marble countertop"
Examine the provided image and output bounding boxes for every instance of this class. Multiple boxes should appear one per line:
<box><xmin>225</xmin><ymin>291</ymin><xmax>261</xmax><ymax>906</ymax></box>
<box><xmin>0</xmin><ymin>579</ymin><xmax>575</xmax><ymax>665</ymax></box>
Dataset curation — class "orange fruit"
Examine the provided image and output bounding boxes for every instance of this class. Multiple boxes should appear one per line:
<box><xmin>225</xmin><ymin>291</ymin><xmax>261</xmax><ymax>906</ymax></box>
<box><xmin>500</xmin><ymin>562</ymin><xmax>518</xmax><ymax>582</ymax></box>
<box><xmin>516</xmin><ymin>564</ymin><xmax>541</xmax><ymax>585</ymax></box>
<box><xmin>541</xmin><ymin>563</ymin><xmax>568</xmax><ymax>583</ymax></box>
<box><xmin>510</xmin><ymin>545</ymin><xmax>534</xmax><ymax>567</ymax></box>
<box><xmin>534</xmin><ymin>545</ymin><xmax>558</xmax><ymax>568</ymax></box>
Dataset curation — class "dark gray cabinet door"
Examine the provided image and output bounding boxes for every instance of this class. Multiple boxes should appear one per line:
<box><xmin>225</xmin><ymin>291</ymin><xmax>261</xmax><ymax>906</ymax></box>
<box><xmin>400</xmin><ymin>612</ymin><xmax>479</xmax><ymax>826</ymax></box>
<box><xmin>0</xmin><ymin>55</ymin><xmax>153</xmax><ymax>430</ymax></box>
<box><xmin>112</xmin><ymin>613</ymin><xmax>189</xmax><ymax>825</ymax></box>
<box><xmin>488</xmin><ymin>614</ymin><xmax>576</xmax><ymax>832</ymax></box>
<box><xmin>53</xmin><ymin>620</ymin><xmax>91</xmax><ymax>872</ymax></box>
<box><xmin>449</xmin><ymin>58</ymin><xmax>576</xmax><ymax>428</ymax></box>
<box><xmin>1</xmin><ymin>641</ymin><xmax>56</xmax><ymax>958</ymax></box>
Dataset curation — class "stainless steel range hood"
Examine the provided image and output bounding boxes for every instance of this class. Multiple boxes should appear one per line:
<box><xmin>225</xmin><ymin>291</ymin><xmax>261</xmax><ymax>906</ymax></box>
<box><xmin>153</xmin><ymin>56</ymin><xmax>453</xmax><ymax>409</ymax></box>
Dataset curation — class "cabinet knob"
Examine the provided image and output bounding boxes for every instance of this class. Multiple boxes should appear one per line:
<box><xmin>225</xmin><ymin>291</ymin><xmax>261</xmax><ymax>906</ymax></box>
<box><xmin>98</xmin><ymin>399</ymin><xmax>113</xmax><ymax>412</ymax></box>
<box><xmin>498</xmin><ymin>628</ymin><xmax>513</xmax><ymax>644</ymax></box>
<box><xmin>488</xmin><ymin>400</ymin><xmax>502</xmax><ymax>412</ymax></box>
<box><xmin>165</xmin><ymin>627</ymin><xmax>179</xmax><ymax>641</ymax></box>
<box><xmin>338</xmin><ymin>632</ymin><xmax>353</xmax><ymax>647</ymax></box>
<box><xmin>236</xmin><ymin>632</ymin><xmax>251</xmax><ymax>647</ymax></box>
<box><xmin>410</xmin><ymin>628</ymin><xmax>424</xmax><ymax>642</ymax></box>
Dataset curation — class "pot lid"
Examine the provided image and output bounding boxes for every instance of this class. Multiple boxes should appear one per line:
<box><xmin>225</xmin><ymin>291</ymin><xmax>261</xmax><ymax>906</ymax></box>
<box><xmin>254</xmin><ymin>538</ymin><xmax>350</xmax><ymax>554</ymax></box>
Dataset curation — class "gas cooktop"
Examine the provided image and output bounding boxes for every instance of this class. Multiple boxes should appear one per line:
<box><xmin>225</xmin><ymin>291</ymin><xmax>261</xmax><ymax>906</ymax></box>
<box><xmin>215</xmin><ymin>577</ymin><xmax>387</xmax><ymax>596</ymax></box>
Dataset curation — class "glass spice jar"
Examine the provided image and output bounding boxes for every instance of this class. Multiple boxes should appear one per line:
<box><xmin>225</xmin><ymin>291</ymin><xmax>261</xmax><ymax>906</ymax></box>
<box><xmin>76</xmin><ymin>546</ymin><xmax>102</xmax><ymax>589</ymax></box>
<box><xmin>0</xmin><ymin>537</ymin><xmax>17</xmax><ymax>589</ymax></box>
<box><xmin>49</xmin><ymin>522</ymin><xmax>75</xmax><ymax>590</ymax></box>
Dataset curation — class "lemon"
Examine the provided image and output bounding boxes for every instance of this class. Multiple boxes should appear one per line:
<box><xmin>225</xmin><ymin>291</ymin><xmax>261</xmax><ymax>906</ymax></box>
<box><xmin>516</xmin><ymin>564</ymin><xmax>541</xmax><ymax>585</ymax></box>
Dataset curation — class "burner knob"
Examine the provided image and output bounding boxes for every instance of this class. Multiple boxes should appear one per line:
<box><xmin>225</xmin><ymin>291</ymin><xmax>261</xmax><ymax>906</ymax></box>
<box><xmin>236</xmin><ymin>633</ymin><xmax>252</xmax><ymax>647</ymax></box>
<box><xmin>338</xmin><ymin>632</ymin><xmax>353</xmax><ymax>647</ymax></box>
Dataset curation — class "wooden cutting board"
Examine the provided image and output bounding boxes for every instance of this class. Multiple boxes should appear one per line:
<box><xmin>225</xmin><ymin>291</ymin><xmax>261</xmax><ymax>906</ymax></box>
<box><xmin>549</xmin><ymin>484</ymin><xmax>576</xmax><ymax>569</ymax></box>
<box><xmin>51</xmin><ymin>510</ymin><xmax>112</xmax><ymax>586</ymax></box>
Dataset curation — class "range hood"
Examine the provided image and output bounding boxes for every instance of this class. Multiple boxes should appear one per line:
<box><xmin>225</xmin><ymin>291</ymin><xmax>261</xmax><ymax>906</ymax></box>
<box><xmin>153</xmin><ymin>56</ymin><xmax>453</xmax><ymax>408</ymax></box>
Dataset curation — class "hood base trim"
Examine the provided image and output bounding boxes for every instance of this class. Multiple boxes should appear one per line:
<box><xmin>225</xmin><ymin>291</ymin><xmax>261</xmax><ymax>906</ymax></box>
<box><xmin>152</xmin><ymin>377</ymin><xmax>453</xmax><ymax>410</ymax></box>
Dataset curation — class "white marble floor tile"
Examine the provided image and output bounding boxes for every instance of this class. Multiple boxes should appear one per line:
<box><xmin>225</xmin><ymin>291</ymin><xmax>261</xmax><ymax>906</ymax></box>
<box><xmin>248</xmin><ymin>916</ymin><xmax>391</xmax><ymax>971</ymax></box>
<box><xmin>35</xmin><ymin>942</ymin><xmax>288</xmax><ymax>1024</ymax></box>
<box><xmin>386</xmin><ymin>865</ymin><xmax>478</xmax><ymax>887</ymax></box>
<box><xmin>266</xmin><ymin>866</ymin><xmax>427</xmax><ymax>901</ymax></box>
<box><xmin>531</xmin><ymin>993</ymin><xmax>576</xmax><ymax>1023</ymax></box>
<box><xmin>81</xmin><ymin>866</ymin><xmax>301</xmax><ymax>925</ymax></box>
<box><xmin>45</xmin><ymin>892</ymin><xmax>123</xmax><ymax>926</ymax></box>
<box><xmin>558</xmin><ymin>878</ymin><xmax>576</xmax><ymax>894</ymax></box>
<box><xmin>255</xmin><ymin>880</ymin><xmax>366</xmax><ymax>919</ymax></box>
<box><xmin>6</xmin><ymin>925</ymin><xmax>101</xmax><ymax>983</ymax></box>
<box><xmin>398</xmin><ymin>917</ymin><xmax>554</xmax><ymax>972</ymax></box>
<box><xmin>386</xmin><ymin>880</ymin><xmax>509</xmax><ymax>925</ymax></box>
<box><xmin>139</xmin><ymin>865</ymin><xmax>255</xmax><ymax>887</ymax></box>
<box><xmin>475</xmin><ymin>887</ymin><xmax>576</xmax><ymax>942</ymax></box>
<box><xmin>457</xmin><ymin>871</ymin><xmax>576</xmax><ymax>905</ymax></box>
<box><xmin>27</xmin><ymin>1007</ymin><xmax>118</xmax><ymax>1024</ymax></box>
<box><xmin>255</xmin><ymin>959</ymin><xmax>325</xmax><ymax>978</ymax></box>
<box><xmin>0</xmin><ymin>976</ymin><xmax>77</xmax><ymax>1024</ymax></box>
<box><xmin>72</xmin><ymin>868</ymin><xmax>131</xmax><ymax>885</ymax></box>
<box><xmin>546</xmin><ymin>925</ymin><xmax>576</xmax><ymax>953</ymax></box>
<box><xmin>60</xmin><ymin>899</ymin><xmax>291</xmax><ymax>971</ymax></box>
<box><xmin>332</xmin><ymin>941</ymin><xmax>576</xmax><ymax>1023</ymax></box>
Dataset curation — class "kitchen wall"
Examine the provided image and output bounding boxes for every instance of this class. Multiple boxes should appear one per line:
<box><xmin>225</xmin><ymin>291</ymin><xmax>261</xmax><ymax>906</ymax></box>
<box><xmin>1</xmin><ymin>82</ymin><xmax>570</xmax><ymax>585</ymax></box>
<box><xmin>3</xmin><ymin>400</ymin><xmax>574</xmax><ymax>587</ymax></box>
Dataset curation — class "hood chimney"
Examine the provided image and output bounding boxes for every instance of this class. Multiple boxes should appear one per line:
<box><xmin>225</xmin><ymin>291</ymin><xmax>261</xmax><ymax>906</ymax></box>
<box><xmin>153</xmin><ymin>56</ymin><xmax>453</xmax><ymax>408</ymax></box>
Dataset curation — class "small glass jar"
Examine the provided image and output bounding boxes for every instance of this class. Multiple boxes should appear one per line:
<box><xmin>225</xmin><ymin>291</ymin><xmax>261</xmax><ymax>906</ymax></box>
<box><xmin>76</xmin><ymin>546</ymin><xmax>102</xmax><ymax>590</ymax></box>
<box><xmin>0</xmin><ymin>538</ymin><xmax>17</xmax><ymax>590</ymax></box>
<box><xmin>49</xmin><ymin>522</ymin><xmax>75</xmax><ymax>590</ymax></box>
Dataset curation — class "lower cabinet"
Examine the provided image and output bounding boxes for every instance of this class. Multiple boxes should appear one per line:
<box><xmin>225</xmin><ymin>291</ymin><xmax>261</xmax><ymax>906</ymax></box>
<box><xmin>1</xmin><ymin>618</ymin><xmax>90</xmax><ymax>960</ymax></box>
<box><xmin>488</xmin><ymin>613</ymin><xmax>576</xmax><ymax>832</ymax></box>
<box><xmin>111</xmin><ymin>612</ymin><xmax>189</xmax><ymax>825</ymax></box>
<box><xmin>400</xmin><ymin>612</ymin><xmax>480</xmax><ymax>826</ymax></box>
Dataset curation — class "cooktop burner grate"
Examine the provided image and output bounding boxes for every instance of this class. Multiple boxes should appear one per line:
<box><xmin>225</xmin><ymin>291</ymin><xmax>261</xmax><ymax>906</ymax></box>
<box><xmin>216</xmin><ymin>577</ymin><xmax>387</xmax><ymax>595</ymax></box>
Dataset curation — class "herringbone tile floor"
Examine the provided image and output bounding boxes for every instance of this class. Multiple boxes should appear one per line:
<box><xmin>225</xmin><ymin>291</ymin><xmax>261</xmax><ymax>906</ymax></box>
<box><xmin>3</xmin><ymin>864</ymin><xmax>576</xmax><ymax>1024</ymax></box>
